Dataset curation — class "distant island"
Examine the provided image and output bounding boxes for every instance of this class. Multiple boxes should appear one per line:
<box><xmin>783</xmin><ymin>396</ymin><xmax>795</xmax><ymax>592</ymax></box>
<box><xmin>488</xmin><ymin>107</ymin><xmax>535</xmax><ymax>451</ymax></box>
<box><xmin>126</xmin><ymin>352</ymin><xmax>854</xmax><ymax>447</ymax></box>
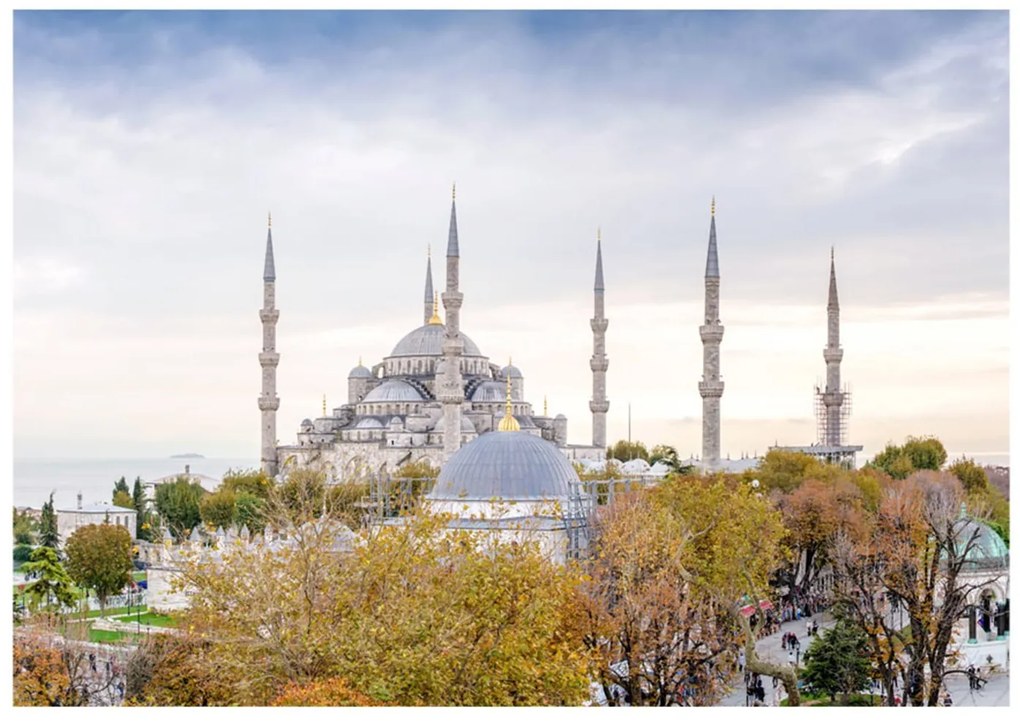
<box><xmin>170</xmin><ymin>453</ymin><xmax>205</xmax><ymax>459</ymax></box>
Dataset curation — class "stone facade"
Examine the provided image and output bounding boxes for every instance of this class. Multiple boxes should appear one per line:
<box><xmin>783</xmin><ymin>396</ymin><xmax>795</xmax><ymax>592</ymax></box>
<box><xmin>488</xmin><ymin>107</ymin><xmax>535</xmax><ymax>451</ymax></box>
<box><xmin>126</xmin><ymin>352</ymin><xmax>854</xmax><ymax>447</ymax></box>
<box><xmin>55</xmin><ymin>498</ymin><xmax>136</xmax><ymax>547</ymax></box>
<box><xmin>259</xmin><ymin>218</ymin><xmax>280</xmax><ymax>477</ymax></box>
<box><xmin>699</xmin><ymin>202</ymin><xmax>724</xmax><ymax>467</ymax></box>
<box><xmin>589</xmin><ymin>233</ymin><xmax>609</xmax><ymax>448</ymax></box>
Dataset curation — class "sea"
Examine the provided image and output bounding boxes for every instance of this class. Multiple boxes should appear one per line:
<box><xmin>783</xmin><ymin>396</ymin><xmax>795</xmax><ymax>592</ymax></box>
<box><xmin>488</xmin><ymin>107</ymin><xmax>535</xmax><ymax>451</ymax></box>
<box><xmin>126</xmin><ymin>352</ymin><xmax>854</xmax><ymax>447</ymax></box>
<box><xmin>12</xmin><ymin>458</ymin><xmax>257</xmax><ymax>510</ymax></box>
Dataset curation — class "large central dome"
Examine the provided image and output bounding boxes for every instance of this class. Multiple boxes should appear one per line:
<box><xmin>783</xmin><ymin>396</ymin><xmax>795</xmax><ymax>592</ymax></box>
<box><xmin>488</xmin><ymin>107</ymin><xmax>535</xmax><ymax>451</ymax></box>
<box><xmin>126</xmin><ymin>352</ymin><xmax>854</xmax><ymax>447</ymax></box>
<box><xmin>428</xmin><ymin>431</ymin><xmax>578</xmax><ymax>501</ymax></box>
<box><xmin>390</xmin><ymin>323</ymin><xmax>482</xmax><ymax>358</ymax></box>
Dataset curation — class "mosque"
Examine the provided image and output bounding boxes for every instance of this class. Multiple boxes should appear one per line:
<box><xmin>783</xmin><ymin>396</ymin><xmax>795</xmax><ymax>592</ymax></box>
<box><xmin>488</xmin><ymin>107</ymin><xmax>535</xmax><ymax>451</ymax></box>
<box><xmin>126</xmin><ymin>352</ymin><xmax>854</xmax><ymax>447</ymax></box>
<box><xmin>259</xmin><ymin>187</ymin><xmax>608</xmax><ymax>482</ymax></box>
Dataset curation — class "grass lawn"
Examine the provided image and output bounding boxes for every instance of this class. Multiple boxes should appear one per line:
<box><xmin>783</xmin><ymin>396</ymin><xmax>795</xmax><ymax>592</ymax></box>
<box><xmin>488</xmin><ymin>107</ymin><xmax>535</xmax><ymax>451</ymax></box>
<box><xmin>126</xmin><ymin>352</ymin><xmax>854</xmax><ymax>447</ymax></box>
<box><xmin>111</xmin><ymin>611</ymin><xmax>177</xmax><ymax>628</ymax></box>
<box><xmin>84</xmin><ymin>604</ymin><xmax>147</xmax><ymax>618</ymax></box>
<box><xmin>87</xmin><ymin>627</ymin><xmax>145</xmax><ymax>644</ymax></box>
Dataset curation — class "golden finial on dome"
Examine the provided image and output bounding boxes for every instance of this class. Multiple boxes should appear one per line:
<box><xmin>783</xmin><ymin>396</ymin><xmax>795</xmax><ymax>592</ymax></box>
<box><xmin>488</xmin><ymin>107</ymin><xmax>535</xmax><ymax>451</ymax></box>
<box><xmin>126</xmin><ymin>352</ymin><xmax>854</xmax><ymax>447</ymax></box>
<box><xmin>498</xmin><ymin>357</ymin><xmax>520</xmax><ymax>432</ymax></box>
<box><xmin>711</xmin><ymin>196</ymin><xmax>715</xmax><ymax>217</ymax></box>
<box><xmin>322</xmin><ymin>394</ymin><xmax>327</xmax><ymax>417</ymax></box>
<box><xmin>358</xmin><ymin>355</ymin><xmax>363</xmax><ymax>367</ymax></box>
<box><xmin>428</xmin><ymin>292</ymin><xmax>442</xmax><ymax>325</ymax></box>
<box><xmin>543</xmin><ymin>395</ymin><xmax>548</xmax><ymax>416</ymax></box>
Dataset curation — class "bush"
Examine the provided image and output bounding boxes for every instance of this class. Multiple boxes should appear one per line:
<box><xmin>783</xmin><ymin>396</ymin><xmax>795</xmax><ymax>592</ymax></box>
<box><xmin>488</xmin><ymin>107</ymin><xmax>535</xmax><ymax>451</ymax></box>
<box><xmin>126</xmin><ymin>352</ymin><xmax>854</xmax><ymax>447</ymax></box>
<box><xmin>14</xmin><ymin>544</ymin><xmax>34</xmax><ymax>563</ymax></box>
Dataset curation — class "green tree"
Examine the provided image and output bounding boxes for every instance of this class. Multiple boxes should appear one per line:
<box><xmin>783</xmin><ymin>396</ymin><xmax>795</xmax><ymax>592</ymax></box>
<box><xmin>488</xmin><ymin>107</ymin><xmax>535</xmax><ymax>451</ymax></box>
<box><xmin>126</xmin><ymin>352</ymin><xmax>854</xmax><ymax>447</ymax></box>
<box><xmin>648</xmin><ymin>444</ymin><xmax>694</xmax><ymax>475</ymax></box>
<box><xmin>607</xmin><ymin>439</ymin><xmax>649</xmax><ymax>462</ymax></box>
<box><xmin>113</xmin><ymin>476</ymin><xmax>130</xmax><ymax>500</ymax></box>
<box><xmin>234</xmin><ymin>492</ymin><xmax>267</xmax><ymax>535</ymax></box>
<box><xmin>199</xmin><ymin>489</ymin><xmax>237</xmax><ymax>530</ymax></box>
<box><xmin>13</xmin><ymin>507</ymin><xmax>38</xmax><ymax>545</ymax></box>
<box><xmin>154</xmin><ymin>477</ymin><xmax>205</xmax><ymax>542</ymax></box>
<box><xmin>221</xmin><ymin>468</ymin><xmax>273</xmax><ymax>499</ymax></box>
<box><xmin>113</xmin><ymin>490</ymin><xmax>134</xmax><ymax>510</ymax></box>
<box><xmin>132</xmin><ymin>477</ymin><xmax>151</xmax><ymax>541</ymax></box>
<box><xmin>868</xmin><ymin>436</ymin><xmax>947</xmax><ymax>480</ymax></box>
<box><xmin>63</xmin><ymin>523</ymin><xmax>133</xmax><ymax>616</ymax></box>
<box><xmin>38</xmin><ymin>493</ymin><xmax>59</xmax><ymax>549</ymax></box>
<box><xmin>20</xmin><ymin>546</ymin><xmax>78</xmax><ymax>612</ymax></box>
<box><xmin>801</xmin><ymin>617</ymin><xmax>872</xmax><ymax>704</ymax></box>
<box><xmin>948</xmin><ymin>456</ymin><xmax>989</xmax><ymax>494</ymax></box>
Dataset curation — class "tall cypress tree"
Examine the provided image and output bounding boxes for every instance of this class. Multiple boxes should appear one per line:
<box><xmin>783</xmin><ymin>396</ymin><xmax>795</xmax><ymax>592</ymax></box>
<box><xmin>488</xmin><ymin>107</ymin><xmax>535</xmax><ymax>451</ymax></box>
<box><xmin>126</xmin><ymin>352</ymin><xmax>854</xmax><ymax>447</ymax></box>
<box><xmin>132</xmin><ymin>476</ymin><xmax>148</xmax><ymax>540</ymax></box>
<box><xmin>39</xmin><ymin>492</ymin><xmax>59</xmax><ymax>549</ymax></box>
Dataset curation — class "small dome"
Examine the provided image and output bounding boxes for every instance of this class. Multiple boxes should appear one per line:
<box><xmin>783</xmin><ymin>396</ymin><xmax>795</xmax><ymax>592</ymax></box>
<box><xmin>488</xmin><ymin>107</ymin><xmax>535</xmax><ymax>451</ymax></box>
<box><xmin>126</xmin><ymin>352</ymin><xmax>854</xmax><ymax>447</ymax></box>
<box><xmin>621</xmin><ymin>458</ymin><xmax>651</xmax><ymax>473</ymax></box>
<box><xmin>501</xmin><ymin>364</ymin><xmax>523</xmax><ymax>379</ymax></box>
<box><xmin>300</xmin><ymin>418</ymin><xmax>313</xmax><ymax>427</ymax></box>
<box><xmin>348</xmin><ymin>364</ymin><xmax>373</xmax><ymax>379</ymax></box>
<box><xmin>354</xmin><ymin>417</ymin><xmax>384</xmax><ymax>429</ymax></box>
<box><xmin>362</xmin><ymin>380</ymin><xmax>424</xmax><ymax>403</ymax></box>
<box><xmin>428</xmin><ymin>431</ymin><xmax>578</xmax><ymax>501</ymax></box>
<box><xmin>470</xmin><ymin>380</ymin><xmax>508</xmax><ymax>402</ymax></box>
<box><xmin>390</xmin><ymin>323</ymin><xmax>482</xmax><ymax>358</ymax></box>
<box><xmin>555</xmin><ymin>413</ymin><xmax>567</xmax><ymax>420</ymax></box>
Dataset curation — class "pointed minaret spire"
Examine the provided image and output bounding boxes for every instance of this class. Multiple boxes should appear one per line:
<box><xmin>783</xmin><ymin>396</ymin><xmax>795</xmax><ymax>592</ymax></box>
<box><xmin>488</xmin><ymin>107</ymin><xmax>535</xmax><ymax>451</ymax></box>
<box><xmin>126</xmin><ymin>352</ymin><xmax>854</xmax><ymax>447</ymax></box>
<box><xmin>699</xmin><ymin>198</ymin><xmax>724</xmax><ymax>468</ymax></box>
<box><xmin>590</xmin><ymin>228</ymin><xmax>610</xmax><ymax>449</ymax></box>
<box><xmin>705</xmin><ymin>198</ymin><xmax>719</xmax><ymax>278</ymax></box>
<box><xmin>258</xmin><ymin>214</ymin><xmax>281</xmax><ymax>477</ymax></box>
<box><xmin>821</xmin><ymin>248</ymin><xmax>845</xmax><ymax>446</ymax></box>
<box><xmin>447</xmin><ymin>183</ymin><xmax>459</xmax><ymax>258</ymax></box>
<box><xmin>828</xmin><ymin>246</ymin><xmax>839</xmax><ymax>310</ymax></box>
<box><xmin>440</xmin><ymin>184</ymin><xmax>465</xmax><ymax>459</ymax></box>
<box><xmin>423</xmin><ymin>244</ymin><xmax>434</xmax><ymax>325</ymax></box>
<box><xmin>263</xmin><ymin>212</ymin><xmax>276</xmax><ymax>282</ymax></box>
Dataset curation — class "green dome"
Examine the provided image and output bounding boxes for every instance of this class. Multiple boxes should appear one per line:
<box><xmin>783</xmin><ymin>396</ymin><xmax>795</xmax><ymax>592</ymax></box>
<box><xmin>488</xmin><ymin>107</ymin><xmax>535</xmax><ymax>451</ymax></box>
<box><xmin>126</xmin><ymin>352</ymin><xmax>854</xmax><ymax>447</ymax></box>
<box><xmin>956</xmin><ymin>518</ymin><xmax>1008</xmax><ymax>568</ymax></box>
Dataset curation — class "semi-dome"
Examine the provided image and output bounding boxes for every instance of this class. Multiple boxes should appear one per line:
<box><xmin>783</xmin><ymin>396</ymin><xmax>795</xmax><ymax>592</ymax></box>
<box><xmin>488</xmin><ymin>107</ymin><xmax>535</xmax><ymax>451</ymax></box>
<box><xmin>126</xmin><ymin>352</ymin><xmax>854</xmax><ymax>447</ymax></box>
<box><xmin>470</xmin><ymin>380</ymin><xmax>508</xmax><ymax>402</ymax></box>
<box><xmin>362</xmin><ymin>380</ymin><xmax>424</xmax><ymax>403</ymax></box>
<box><xmin>501</xmin><ymin>364</ymin><xmax>523</xmax><ymax>379</ymax></box>
<box><xmin>433</xmin><ymin>415</ymin><xmax>476</xmax><ymax>433</ymax></box>
<box><xmin>354</xmin><ymin>417</ymin><xmax>384</xmax><ymax>429</ymax></box>
<box><xmin>348</xmin><ymin>364</ymin><xmax>373</xmax><ymax>379</ymax></box>
<box><xmin>428</xmin><ymin>431</ymin><xmax>578</xmax><ymax>501</ymax></box>
<box><xmin>390</xmin><ymin>323</ymin><xmax>482</xmax><ymax>358</ymax></box>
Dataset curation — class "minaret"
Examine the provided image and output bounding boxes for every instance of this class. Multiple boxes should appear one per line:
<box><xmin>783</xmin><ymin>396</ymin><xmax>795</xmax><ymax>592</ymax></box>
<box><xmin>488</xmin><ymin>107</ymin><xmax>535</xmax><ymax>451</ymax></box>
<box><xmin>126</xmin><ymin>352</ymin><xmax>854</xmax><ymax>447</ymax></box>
<box><xmin>822</xmin><ymin>248</ymin><xmax>844</xmax><ymax>446</ymax></box>
<box><xmin>258</xmin><ymin>212</ymin><xmax>280</xmax><ymax>477</ymax></box>
<box><xmin>698</xmin><ymin>198</ymin><xmax>724</xmax><ymax>468</ymax></box>
<box><xmin>589</xmin><ymin>228</ymin><xmax>609</xmax><ymax>448</ymax></box>
<box><xmin>423</xmin><ymin>244</ymin><xmax>434</xmax><ymax>326</ymax></box>
<box><xmin>439</xmin><ymin>184</ymin><xmax>465</xmax><ymax>458</ymax></box>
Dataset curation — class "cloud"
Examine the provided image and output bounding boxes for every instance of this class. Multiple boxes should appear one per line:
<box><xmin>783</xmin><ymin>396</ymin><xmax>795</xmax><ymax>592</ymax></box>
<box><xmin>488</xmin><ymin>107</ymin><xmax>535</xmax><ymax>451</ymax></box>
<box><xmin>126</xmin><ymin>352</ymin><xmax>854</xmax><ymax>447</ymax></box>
<box><xmin>12</xmin><ymin>10</ymin><xmax>1009</xmax><ymax>462</ymax></box>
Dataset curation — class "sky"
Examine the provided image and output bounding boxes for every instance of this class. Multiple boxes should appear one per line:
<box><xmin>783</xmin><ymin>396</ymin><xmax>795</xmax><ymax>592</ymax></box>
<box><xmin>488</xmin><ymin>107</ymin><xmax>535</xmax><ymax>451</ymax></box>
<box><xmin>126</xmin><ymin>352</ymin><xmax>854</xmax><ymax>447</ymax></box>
<box><xmin>11</xmin><ymin>9</ymin><xmax>1011</xmax><ymax>464</ymax></box>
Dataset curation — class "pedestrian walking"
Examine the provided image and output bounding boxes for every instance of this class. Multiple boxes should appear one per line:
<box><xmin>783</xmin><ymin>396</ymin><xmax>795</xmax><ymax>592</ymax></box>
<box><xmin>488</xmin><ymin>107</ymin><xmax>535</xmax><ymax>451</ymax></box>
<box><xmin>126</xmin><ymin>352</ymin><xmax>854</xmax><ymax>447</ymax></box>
<box><xmin>738</xmin><ymin>649</ymin><xmax>746</xmax><ymax>673</ymax></box>
<box><xmin>967</xmin><ymin>665</ymin><xmax>977</xmax><ymax>690</ymax></box>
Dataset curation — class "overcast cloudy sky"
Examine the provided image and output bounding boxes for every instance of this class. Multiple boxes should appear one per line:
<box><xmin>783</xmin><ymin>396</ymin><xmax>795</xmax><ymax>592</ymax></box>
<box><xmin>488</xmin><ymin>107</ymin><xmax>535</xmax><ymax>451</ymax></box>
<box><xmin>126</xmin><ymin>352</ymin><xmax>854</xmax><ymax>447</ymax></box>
<box><xmin>12</xmin><ymin>9</ymin><xmax>1010</xmax><ymax>464</ymax></box>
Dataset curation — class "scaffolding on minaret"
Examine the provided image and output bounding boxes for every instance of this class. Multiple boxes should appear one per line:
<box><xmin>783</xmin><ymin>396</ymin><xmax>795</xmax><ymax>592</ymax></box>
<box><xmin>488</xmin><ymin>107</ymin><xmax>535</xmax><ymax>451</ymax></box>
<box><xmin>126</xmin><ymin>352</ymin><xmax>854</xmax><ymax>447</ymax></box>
<box><xmin>814</xmin><ymin>381</ymin><xmax>853</xmax><ymax>447</ymax></box>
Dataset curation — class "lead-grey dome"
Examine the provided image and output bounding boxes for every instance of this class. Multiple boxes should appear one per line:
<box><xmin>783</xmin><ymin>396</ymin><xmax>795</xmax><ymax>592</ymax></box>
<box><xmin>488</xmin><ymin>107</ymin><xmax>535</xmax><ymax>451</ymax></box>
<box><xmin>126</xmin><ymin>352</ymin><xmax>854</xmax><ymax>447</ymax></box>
<box><xmin>501</xmin><ymin>364</ymin><xmax>523</xmax><ymax>379</ymax></box>
<box><xmin>390</xmin><ymin>323</ymin><xmax>482</xmax><ymax>358</ymax></box>
<box><xmin>428</xmin><ymin>431</ymin><xmax>578</xmax><ymax>501</ymax></box>
<box><xmin>470</xmin><ymin>380</ymin><xmax>508</xmax><ymax>402</ymax></box>
<box><xmin>362</xmin><ymin>380</ymin><xmax>424</xmax><ymax>403</ymax></box>
<box><xmin>348</xmin><ymin>364</ymin><xmax>373</xmax><ymax>379</ymax></box>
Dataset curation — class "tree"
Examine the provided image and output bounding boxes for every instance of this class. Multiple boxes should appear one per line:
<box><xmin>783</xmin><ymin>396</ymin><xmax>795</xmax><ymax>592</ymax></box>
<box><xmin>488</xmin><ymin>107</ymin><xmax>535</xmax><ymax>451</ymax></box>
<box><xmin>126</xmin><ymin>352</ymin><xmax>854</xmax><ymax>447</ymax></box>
<box><xmin>580</xmin><ymin>477</ymin><xmax>787</xmax><ymax>706</ymax></box>
<box><xmin>13</xmin><ymin>632</ymin><xmax>74</xmax><ymax>706</ymax></box>
<box><xmin>132</xmin><ymin>477</ymin><xmax>150</xmax><ymax>541</ymax></box>
<box><xmin>154</xmin><ymin>510</ymin><xmax>590</xmax><ymax>706</ymax></box>
<box><xmin>607</xmin><ymin>439</ymin><xmax>649</xmax><ymax>462</ymax></box>
<box><xmin>13</xmin><ymin>507</ymin><xmax>38</xmax><ymax>545</ymax></box>
<box><xmin>221</xmin><ymin>468</ymin><xmax>273</xmax><ymax>499</ymax></box>
<box><xmin>234</xmin><ymin>492</ymin><xmax>266</xmax><ymax>535</ymax></box>
<box><xmin>199</xmin><ymin>489</ymin><xmax>237</xmax><ymax>530</ymax></box>
<box><xmin>868</xmin><ymin>436</ymin><xmax>947</xmax><ymax>480</ymax></box>
<box><xmin>948</xmin><ymin>456</ymin><xmax>988</xmax><ymax>495</ymax></box>
<box><xmin>39</xmin><ymin>493</ymin><xmax>59</xmax><ymax>549</ymax></box>
<box><xmin>20</xmin><ymin>546</ymin><xmax>77</xmax><ymax>613</ymax></box>
<box><xmin>801</xmin><ymin>617</ymin><xmax>872</xmax><ymax>704</ymax></box>
<box><xmin>777</xmin><ymin>478</ymin><xmax>864</xmax><ymax>607</ymax></box>
<box><xmin>745</xmin><ymin>449</ymin><xmax>843</xmax><ymax>493</ymax></box>
<box><xmin>271</xmin><ymin>677</ymin><xmax>387</xmax><ymax>706</ymax></box>
<box><xmin>113</xmin><ymin>476</ymin><xmax>130</xmax><ymax>500</ymax></box>
<box><xmin>154</xmin><ymin>476</ymin><xmax>205</xmax><ymax>542</ymax></box>
<box><xmin>112</xmin><ymin>490</ymin><xmax>134</xmax><ymax>510</ymax></box>
<box><xmin>63</xmin><ymin>523</ymin><xmax>133</xmax><ymax>616</ymax></box>
<box><xmin>648</xmin><ymin>444</ymin><xmax>694</xmax><ymax>475</ymax></box>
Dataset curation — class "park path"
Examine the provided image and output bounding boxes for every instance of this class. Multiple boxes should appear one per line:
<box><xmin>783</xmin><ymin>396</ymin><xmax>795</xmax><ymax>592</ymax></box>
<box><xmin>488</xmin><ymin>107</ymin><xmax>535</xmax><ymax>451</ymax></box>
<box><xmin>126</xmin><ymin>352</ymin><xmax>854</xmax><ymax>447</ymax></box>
<box><xmin>716</xmin><ymin>612</ymin><xmax>835</xmax><ymax>707</ymax></box>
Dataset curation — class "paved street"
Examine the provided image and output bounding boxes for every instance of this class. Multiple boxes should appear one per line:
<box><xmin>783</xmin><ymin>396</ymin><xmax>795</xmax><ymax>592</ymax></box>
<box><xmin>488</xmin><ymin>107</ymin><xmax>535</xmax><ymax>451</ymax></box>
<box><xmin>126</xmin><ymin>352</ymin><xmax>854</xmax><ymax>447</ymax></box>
<box><xmin>715</xmin><ymin>613</ymin><xmax>1010</xmax><ymax>707</ymax></box>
